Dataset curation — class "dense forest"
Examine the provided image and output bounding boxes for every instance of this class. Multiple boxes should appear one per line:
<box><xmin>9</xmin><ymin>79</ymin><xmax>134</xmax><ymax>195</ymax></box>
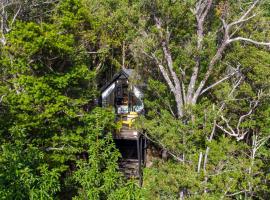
<box><xmin>0</xmin><ymin>0</ymin><xmax>270</xmax><ymax>199</ymax></box>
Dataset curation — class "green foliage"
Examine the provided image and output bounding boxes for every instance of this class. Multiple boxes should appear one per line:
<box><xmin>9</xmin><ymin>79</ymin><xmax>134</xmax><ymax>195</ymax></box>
<box><xmin>0</xmin><ymin>144</ymin><xmax>61</xmax><ymax>200</ymax></box>
<box><xmin>0</xmin><ymin>0</ymin><xmax>140</xmax><ymax>199</ymax></box>
<box><xmin>70</xmin><ymin>108</ymin><xmax>120</xmax><ymax>200</ymax></box>
<box><xmin>69</xmin><ymin>109</ymin><xmax>143</xmax><ymax>200</ymax></box>
<box><xmin>133</xmin><ymin>0</ymin><xmax>270</xmax><ymax>199</ymax></box>
<box><xmin>108</xmin><ymin>181</ymin><xmax>143</xmax><ymax>200</ymax></box>
<box><xmin>1</xmin><ymin>0</ymin><xmax>270</xmax><ymax>199</ymax></box>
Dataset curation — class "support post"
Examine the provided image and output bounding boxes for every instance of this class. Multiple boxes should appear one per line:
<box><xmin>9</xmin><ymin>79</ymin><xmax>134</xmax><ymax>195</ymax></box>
<box><xmin>140</xmin><ymin>134</ymin><xmax>143</xmax><ymax>182</ymax></box>
<box><xmin>143</xmin><ymin>136</ymin><xmax>147</xmax><ymax>166</ymax></box>
<box><xmin>137</xmin><ymin>133</ymin><xmax>142</xmax><ymax>187</ymax></box>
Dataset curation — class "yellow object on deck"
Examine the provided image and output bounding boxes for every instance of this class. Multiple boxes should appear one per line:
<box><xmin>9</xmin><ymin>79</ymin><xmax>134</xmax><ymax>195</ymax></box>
<box><xmin>120</xmin><ymin>112</ymin><xmax>138</xmax><ymax>129</ymax></box>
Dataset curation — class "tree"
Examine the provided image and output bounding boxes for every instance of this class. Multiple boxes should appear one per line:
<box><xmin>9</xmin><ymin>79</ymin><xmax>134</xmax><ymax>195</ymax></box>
<box><xmin>0</xmin><ymin>0</ymin><xmax>142</xmax><ymax>199</ymax></box>
<box><xmin>134</xmin><ymin>0</ymin><xmax>269</xmax><ymax>118</ymax></box>
<box><xmin>1</xmin><ymin>0</ymin><xmax>270</xmax><ymax>199</ymax></box>
<box><xmin>131</xmin><ymin>0</ymin><xmax>270</xmax><ymax>199</ymax></box>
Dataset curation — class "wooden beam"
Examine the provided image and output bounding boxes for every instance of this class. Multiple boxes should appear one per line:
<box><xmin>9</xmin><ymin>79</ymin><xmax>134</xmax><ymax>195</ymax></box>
<box><xmin>137</xmin><ymin>133</ymin><xmax>143</xmax><ymax>187</ymax></box>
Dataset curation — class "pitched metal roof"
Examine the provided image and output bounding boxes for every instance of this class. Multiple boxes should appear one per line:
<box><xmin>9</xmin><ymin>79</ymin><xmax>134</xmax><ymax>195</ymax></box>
<box><xmin>122</xmin><ymin>68</ymin><xmax>133</xmax><ymax>77</ymax></box>
<box><xmin>100</xmin><ymin>68</ymin><xmax>135</xmax><ymax>93</ymax></box>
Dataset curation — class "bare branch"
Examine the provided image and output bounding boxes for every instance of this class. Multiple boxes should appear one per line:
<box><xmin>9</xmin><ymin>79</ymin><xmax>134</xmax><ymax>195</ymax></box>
<box><xmin>159</xmin><ymin>63</ymin><xmax>178</xmax><ymax>90</ymax></box>
<box><xmin>221</xmin><ymin>115</ymin><xmax>236</xmax><ymax>135</ymax></box>
<box><xmin>228</xmin><ymin>37</ymin><xmax>270</xmax><ymax>46</ymax></box>
<box><xmin>181</xmin><ymin>80</ymin><xmax>187</xmax><ymax>104</ymax></box>
<box><xmin>86</xmin><ymin>51</ymin><xmax>105</xmax><ymax>54</ymax></box>
<box><xmin>45</xmin><ymin>146</ymin><xmax>65</xmax><ymax>151</ymax></box>
<box><xmin>228</xmin><ymin>77</ymin><xmax>243</xmax><ymax>98</ymax></box>
<box><xmin>256</xmin><ymin>135</ymin><xmax>270</xmax><ymax>151</ymax></box>
<box><xmin>203</xmin><ymin>119</ymin><xmax>216</xmax><ymax>172</ymax></box>
<box><xmin>154</xmin><ymin>16</ymin><xmax>184</xmax><ymax>117</ymax></box>
<box><xmin>0</xmin><ymin>94</ymin><xmax>6</xmax><ymax>103</ymax></box>
<box><xmin>0</xmin><ymin>0</ymin><xmax>21</xmax><ymax>45</ymax></box>
<box><xmin>229</xmin><ymin>14</ymin><xmax>257</xmax><ymax>30</ymax></box>
<box><xmin>192</xmin><ymin>42</ymin><xmax>228</xmax><ymax>103</ymax></box>
<box><xmin>151</xmin><ymin>53</ymin><xmax>176</xmax><ymax>94</ymax></box>
<box><xmin>200</xmin><ymin>0</ymin><xmax>213</xmax><ymax>21</ymax></box>
<box><xmin>216</xmin><ymin>124</ymin><xmax>236</xmax><ymax>137</ymax></box>
<box><xmin>187</xmin><ymin>0</ymin><xmax>213</xmax><ymax>104</ymax></box>
<box><xmin>191</xmin><ymin>0</ymin><xmax>265</xmax><ymax>104</ymax></box>
<box><xmin>217</xmin><ymin>117</ymin><xmax>248</xmax><ymax>141</ymax></box>
<box><xmin>196</xmin><ymin>0</ymin><xmax>212</xmax><ymax>20</ymax></box>
<box><xmin>10</xmin><ymin>4</ymin><xmax>20</xmax><ymax>27</ymax></box>
<box><xmin>217</xmin><ymin>92</ymin><xmax>261</xmax><ymax>141</ymax></box>
<box><xmin>95</xmin><ymin>62</ymin><xmax>103</xmax><ymax>72</ymax></box>
<box><xmin>197</xmin><ymin>152</ymin><xmax>203</xmax><ymax>172</ymax></box>
<box><xmin>154</xmin><ymin>17</ymin><xmax>183</xmax><ymax>88</ymax></box>
<box><xmin>228</xmin><ymin>0</ymin><xmax>260</xmax><ymax>29</ymax></box>
<box><xmin>200</xmin><ymin>70</ymin><xmax>238</xmax><ymax>95</ymax></box>
<box><xmin>31</xmin><ymin>0</ymin><xmax>59</xmax><ymax>7</ymax></box>
<box><xmin>236</xmin><ymin>99</ymin><xmax>259</xmax><ymax>134</ymax></box>
<box><xmin>226</xmin><ymin>190</ymin><xmax>246</xmax><ymax>197</ymax></box>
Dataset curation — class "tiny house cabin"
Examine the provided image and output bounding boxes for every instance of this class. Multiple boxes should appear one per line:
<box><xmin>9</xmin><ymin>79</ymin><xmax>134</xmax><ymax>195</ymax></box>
<box><xmin>100</xmin><ymin>68</ymin><xmax>145</xmax><ymax>184</ymax></box>
<box><xmin>101</xmin><ymin>68</ymin><xmax>144</xmax><ymax>134</ymax></box>
<box><xmin>101</xmin><ymin>69</ymin><xmax>144</xmax><ymax>115</ymax></box>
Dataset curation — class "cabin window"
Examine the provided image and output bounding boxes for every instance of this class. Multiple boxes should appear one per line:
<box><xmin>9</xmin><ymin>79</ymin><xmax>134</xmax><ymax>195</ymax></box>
<box><xmin>101</xmin><ymin>74</ymin><xmax>143</xmax><ymax>115</ymax></box>
<box><xmin>115</xmin><ymin>83</ymin><xmax>129</xmax><ymax>114</ymax></box>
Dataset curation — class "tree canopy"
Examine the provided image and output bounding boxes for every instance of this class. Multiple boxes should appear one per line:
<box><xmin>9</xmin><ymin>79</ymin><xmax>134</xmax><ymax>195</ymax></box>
<box><xmin>0</xmin><ymin>0</ymin><xmax>270</xmax><ymax>199</ymax></box>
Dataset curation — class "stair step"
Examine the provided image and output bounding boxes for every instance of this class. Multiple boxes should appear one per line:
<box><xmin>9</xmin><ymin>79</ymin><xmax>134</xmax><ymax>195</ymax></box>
<box><xmin>119</xmin><ymin>159</ymin><xmax>140</xmax><ymax>178</ymax></box>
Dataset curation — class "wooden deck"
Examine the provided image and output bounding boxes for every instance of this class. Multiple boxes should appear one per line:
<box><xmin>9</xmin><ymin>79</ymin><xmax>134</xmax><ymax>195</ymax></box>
<box><xmin>113</xmin><ymin>127</ymin><xmax>138</xmax><ymax>140</ymax></box>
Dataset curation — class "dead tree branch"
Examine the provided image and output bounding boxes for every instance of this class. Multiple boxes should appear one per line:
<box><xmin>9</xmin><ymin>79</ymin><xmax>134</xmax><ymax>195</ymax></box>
<box><xmin>0</xmin><ymin>0</ymin><xmax>21</xmax><ymax>45</ymax></box>
<box><xmin>154</xmin><ymin>16</ymin><xmax>184</xmax><ymax>117</ymax></box>
<box><xmin>217</xmin><ymin>92</ymin><xmax>261</xmax><ymax>141</ymax></box>
<box><xmin>228</xmin><ymin>37</ymin><xmax>270</xmax><ymax>46</ymax></box>
<box><xmin>192</xmin><ymin>0</ymin><xmax>267</xmax><ymax>104</ymax></box>
<box><xmin>200</xmin><ymin>69</ymin><xmax>239</xmax><ymax>95</ymax></box>
<box><xmin>187</xmin><ymin>0</ymin><xmax>213</xmax><ymax>104</ymax></box>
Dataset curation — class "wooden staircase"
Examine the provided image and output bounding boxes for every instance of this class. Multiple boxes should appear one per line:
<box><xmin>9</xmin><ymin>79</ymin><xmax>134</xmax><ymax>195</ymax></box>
<box><xmin>119</xmin><ymin>159</ymin><xmax>139</xmax><ymax>178</ymax></box>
